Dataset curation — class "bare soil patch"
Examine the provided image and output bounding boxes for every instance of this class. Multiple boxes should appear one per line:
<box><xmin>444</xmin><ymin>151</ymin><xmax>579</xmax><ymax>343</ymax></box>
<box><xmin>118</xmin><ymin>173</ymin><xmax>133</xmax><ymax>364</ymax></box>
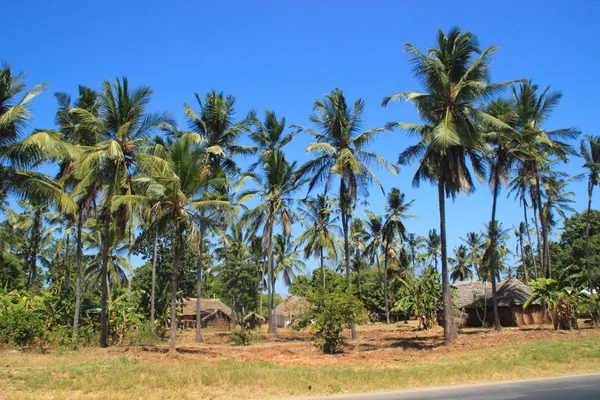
<box><xmin>135</xmin><ymin>322</ymin><xmax>600</xmax><ymax>366</ymax></box>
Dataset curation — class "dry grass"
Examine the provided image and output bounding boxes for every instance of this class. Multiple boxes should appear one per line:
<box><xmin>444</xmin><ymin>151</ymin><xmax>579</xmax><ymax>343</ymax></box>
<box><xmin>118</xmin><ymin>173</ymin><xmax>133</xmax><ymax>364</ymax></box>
<box><xmin>1</xmin><ymin>327</ymin><xmax>600</xmax><ymax>400</ymax></box>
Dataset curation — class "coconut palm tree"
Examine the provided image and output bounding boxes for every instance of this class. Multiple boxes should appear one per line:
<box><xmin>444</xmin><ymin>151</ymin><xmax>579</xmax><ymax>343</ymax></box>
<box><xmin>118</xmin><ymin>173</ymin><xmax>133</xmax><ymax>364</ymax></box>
<box><xmin>273</xmin><ymin>233</ymin><xmax>306</xmax><ymax>287</ymax></box>
<box><xmin>449</xmin><ymin>245</ymin><xmax>472</xmax><ymax>282</ymax></box>
<box><xmin>296</xmin><ymin>88</ymin><xmax>398</xmax><ymax>338</ymax></box>
<box><xmin>513</xmin><ymin>222</ymin><xmax>531</xmax><ymax>282</ymax></box>
<box><xmin>510</xmin><ymin>81</ymin><xmax>578</xmax><ymax>280</ymax></box>
<box><xmin>462</xmin><ymin>231</ymin><xmax>484</xmax><ymax>278</ymax></box>
<box><xmin>385</xmin><ymin>28</ymin><xmax>515</xmax><ymax>343</ymax></box>
<box><xmin>241</xmin><ymin>150</ymin><xmax>304</xmax><ymax>338</ymax></box>
<box><xmin>71</xmin><ymin>77</ymin><xmax>175</xmax><ymax>347</ymax></box>
<box><xmin>295</xmin><ymin>195</ymin><xmax>340</xmax><ymax>287</ymax></box>
<box><xmin>55</xmin><ymin>85</ymin><xmax>102</xmax><ymax>339</ymax></box>
<box><xmin>249</xmin><ymin>110</ymin><xmax>296</xmax><ymax>168</ymax></box>
<box><xmin>481</xmin><ymin>221</ymin><xmax>511</xmax><ymax>326</ymax></box>
<box><xmin>382</xmin><ymin>188</ymin><xmax>415</xmax><ymax>323</ymax></box>
<box><xmin>580</xmin><ymin>135</ymin><xmax>600</xmax><ymax>286</ymax></box>
<box><xmin>424</xmin><ymin>229</ymin><xmax>441</xmax><ymax>271</ymax></box>
<box><xmin>406</xmin><ymin>233</ymin><xmax>423</xmax><ymax>271</ymax></box>
<box><xmin>363</xmin><ymin>210</ymin><xmax>385</xmax><ymax>294</ymax></box>
<box><xmin>115</xmin><ymin>132</ymin><xmax>230</xmax><ymax>353</ymax></box>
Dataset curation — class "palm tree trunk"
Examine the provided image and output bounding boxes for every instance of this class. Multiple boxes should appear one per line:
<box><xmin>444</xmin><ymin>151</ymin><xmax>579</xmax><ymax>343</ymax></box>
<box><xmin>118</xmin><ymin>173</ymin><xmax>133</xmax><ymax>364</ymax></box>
<box><xmin>169</xmin><ymin>222</ymin><xmax>183</xmax><ymax>354</ymax></box>
<box><xmin>267</xmin><ymin>223</ymin><xmax>279</xmax><ymax>338</ymax></box>
<box><xmin>72</xmin><ymin>207</ymin><xmax>84</xmax><ymax>340</ymax></box>
<box><xmin>523</xmin><ymin>200</ymin><xmax>538</xmax><ymax>279</ymax></box>
<box><xmin>150</xmin><ymin>229</ymin><xmax>158</xmax><ymax>324</ymax></box>
<box><xmin>383</xmin><ymin>242</ymin><xmax>390</xmax><ymax>324</ymax></box>
<box><xmin>340</xmin><ymin>184</ymin><xmax>358</xmax><ymax>339</ymax></box>
<box><xmin>535</xmin><ymin>175</ymin><xmax>550</xmax><ymax>278</ymax></box>
<box><xmin>100</xmin><ymin>198</ymin><xmax>112</xmax><ymax>348</ymax></box>
<box><xmin>320</xmin><ymin>247</ymin><xmax>325</xmax><ymax>288</ymax></box>
<box><xmin>356</xmin><ymin>247</ymin><xmax>363</xmax><ymax>302</ymax></box>
<box><xmin>532</xmin><ymin>198</ymin><xmax>543</xmax><ymax>278</ymax></box>
<box><xmin>585</xmin><ymin>184</ymin><xmax>593</xmax><ymax>290</ymax></box>
<box><xmin>438</xmin><ymin>178</ymin><xmax>456</xmax><ymax>343</ymax></box>
<box><xmin>195</xmin><ymin>225</ymin><xmax>205</xmax><ymax>343</ymax></box>
<box><xmin>490</xmin><ymin>162</ymin><xmax>501</xmax><ymax>331</ymax></box>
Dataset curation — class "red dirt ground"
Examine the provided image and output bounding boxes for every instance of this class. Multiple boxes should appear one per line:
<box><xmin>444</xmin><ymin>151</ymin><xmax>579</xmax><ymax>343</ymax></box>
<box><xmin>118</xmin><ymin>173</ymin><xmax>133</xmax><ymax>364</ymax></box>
<box><xmin>130</xmin><ymin>322</ymin><xmax>600</xmax><ymax>366</ymax></box>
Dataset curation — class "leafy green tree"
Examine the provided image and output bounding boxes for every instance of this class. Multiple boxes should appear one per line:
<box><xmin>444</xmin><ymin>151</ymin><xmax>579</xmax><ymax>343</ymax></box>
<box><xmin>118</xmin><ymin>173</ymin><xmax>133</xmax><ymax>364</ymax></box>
<box><xmin>385</xmin><ymin>28</ymin><xmax>513</xmax><ymax>343</ymax></box>
<box><xmin>394</xmin><ymin>269</ymin><xmax>443</xmax><ymax>330</ymax></box>
<box><xmin>524</xmin><ymin>278</ymin><xmax>583</xmax><ymax>330</ymax></box>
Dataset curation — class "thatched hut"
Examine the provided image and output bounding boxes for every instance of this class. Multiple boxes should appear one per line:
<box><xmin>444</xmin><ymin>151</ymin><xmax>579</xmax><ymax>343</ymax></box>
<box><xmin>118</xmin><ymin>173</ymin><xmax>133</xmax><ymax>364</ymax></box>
<box><xmin>181</xmin><ymin>298</ymin><xmax>235</xmax><ymax>329</ymax></box>
<box><xmin>243</xmin><ymin>312</ymin><xmax>266</xmax><ymax>329</ymax></box>
<box><xmin>274</xmin><ymin>295</ymin><xmax>309</xmax><ymax>327</ymax></box>
<box><xmin>454</xmin><ymin>277</ymin><xmax>542</xmax><ymax>327</ymax></box>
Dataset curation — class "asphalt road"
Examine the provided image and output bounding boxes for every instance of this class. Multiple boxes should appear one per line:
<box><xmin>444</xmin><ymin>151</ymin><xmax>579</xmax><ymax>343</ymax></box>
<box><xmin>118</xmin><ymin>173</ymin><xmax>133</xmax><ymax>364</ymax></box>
<box><xmin>297</xmin><ymin>374</ymin><xmax>600</xmax><ymax>400</ymax></box>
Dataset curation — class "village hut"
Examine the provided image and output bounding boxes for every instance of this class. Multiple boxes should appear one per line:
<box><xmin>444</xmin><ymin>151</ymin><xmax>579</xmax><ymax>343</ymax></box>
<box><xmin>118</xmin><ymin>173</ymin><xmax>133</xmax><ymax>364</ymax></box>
<box><xmin>181</xmin><ymin>298</ymin><xmax>235</xmax><ymax>329</ymax></box>
<box><xmin>274</xmin><ymin>295</ymin><xmax>309</xmax><ymax>328</ymax></box>
<box><xmin>242</xmin><ymin>312</ymin><xmax>266</xmax><ymax>330</ymax></box>
<box><xmin>454</xmin><ymin>277</ymin><xmax>542</xmax><ymax>327</ymax></box>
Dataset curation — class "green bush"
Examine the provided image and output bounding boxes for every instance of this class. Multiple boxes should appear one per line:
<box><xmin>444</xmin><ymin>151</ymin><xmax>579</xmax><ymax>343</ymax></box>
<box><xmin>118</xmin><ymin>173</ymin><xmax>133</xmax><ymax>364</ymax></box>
<box><xmin>229</xmin><ymin>326</ymin><xmax>260</xmax><ymax>346</ymax></box>
<box><xmin>0</xmin><ymin>291</ymin><xmax>47</xmax><ymax>347</ymax></box>
<box><xmin>293</xmin><ymin>291</ymin><xmax>363</xmax><ymax>354</ymax></box>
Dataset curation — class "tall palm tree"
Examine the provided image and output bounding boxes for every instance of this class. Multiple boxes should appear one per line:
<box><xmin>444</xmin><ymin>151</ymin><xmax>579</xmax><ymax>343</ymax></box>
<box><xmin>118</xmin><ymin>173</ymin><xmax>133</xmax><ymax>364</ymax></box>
<box><xmin>382</xmin><ymin>188</ymin><xmax>415</xmax><ymax>323</ymax></box>
<box><xmin>185</xmin><ymin>90</ymin><xmax>254</xmax><ymax>342</ymax></box>
<box><xmin>384</xmin><ymin>28</ymin><xmax>514</xmax><ymax>343</ymax></box>
<box><xmin>510</xmin><ymin>81</ymin><xmax>578</xmax><ymax>280</ymax></box>
<box><xmin>115</xmin><ymin>133</ymin><xmax>229</xmax><ymax>353</ymax></box>
<box><xmin>296</xmin><ymin>88</ymin><xmax>397</xmax><ymax>338</ymax></box>
<box><xmin>295</xmin><ymin>195</ymin><xmax>340</xmax><ymax>287</ymax></box>
<box><xmin>513</xmin><ymin>222</ymin><xmax>531</xmax><ymax>282</ymax></box>
<box><xmin>55</xmin><ymin>85</ymin><xmax>101</xmax><ymax>339</ymax></box>
<box><xmin>450</xmin><ymin>245</ymin><xmax>473</xmax><ymax>282</ymax></box>
<box><xmin>71</xmin><ymin>77</ymin><xmax>175</xmax><ymax>347</ymax></box>
<box><xmin>580</xmin><ymin>135</ymin><xmax>600</xmax><ymax>286</ymax></box>
<box><xmin>363</xmin><ymin>210</ymin><xmax>385</xmax><ymax>295</ymax></box>
<box><xmin>241</xmin><ymin>150</ymin><xmax>304</xmax><ymax>338</ymax></box>
<box><xmin>249</xmin><ymin>110</ymin><xmax>296</xmax><ymax>167</ymax></box>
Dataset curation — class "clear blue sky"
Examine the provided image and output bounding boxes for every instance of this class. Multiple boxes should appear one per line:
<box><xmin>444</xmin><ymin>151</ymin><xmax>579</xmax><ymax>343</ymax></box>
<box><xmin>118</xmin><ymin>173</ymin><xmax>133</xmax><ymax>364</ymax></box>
<box><xmin>3</xmin><ymin>1</ymin><xmax>600</xmax><ymax>292</ymax></box>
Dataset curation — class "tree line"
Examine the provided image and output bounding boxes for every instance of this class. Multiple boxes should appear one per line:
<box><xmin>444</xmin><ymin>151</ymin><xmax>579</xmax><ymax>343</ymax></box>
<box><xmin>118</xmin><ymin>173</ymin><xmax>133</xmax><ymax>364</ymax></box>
<box><xmin>1</xmin><ymin>27</ymin><xmax>599</xmax><ymax>353</ymax></box>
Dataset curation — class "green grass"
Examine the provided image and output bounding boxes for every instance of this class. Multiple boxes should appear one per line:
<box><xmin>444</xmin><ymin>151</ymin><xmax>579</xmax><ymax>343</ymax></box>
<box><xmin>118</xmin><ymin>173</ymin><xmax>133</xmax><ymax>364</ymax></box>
<box><xmin>1</xmin><ymin>336</ymin><xmax>600</xmax><ymax>399</ymax></box>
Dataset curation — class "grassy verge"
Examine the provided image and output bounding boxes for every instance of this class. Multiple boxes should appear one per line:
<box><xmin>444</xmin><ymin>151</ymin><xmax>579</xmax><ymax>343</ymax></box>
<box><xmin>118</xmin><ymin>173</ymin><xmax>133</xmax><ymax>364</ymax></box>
<box><xmin>1</xmin><ymin>336</ymin><xmax>600</xmax><ymax>400</ymax></box>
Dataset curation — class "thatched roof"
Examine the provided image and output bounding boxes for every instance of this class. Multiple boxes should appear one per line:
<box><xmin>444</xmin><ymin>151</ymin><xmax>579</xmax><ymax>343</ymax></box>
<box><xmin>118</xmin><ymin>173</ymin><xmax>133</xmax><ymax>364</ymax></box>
<box><xmin>243</xmin><ymin>312</ymin><xmax>266</xmax><ymax>324</ymax></box>
<box><xmin>181</xmin><ymin>298</ymin><xmax>233</xmax><ymax>317</ymax></box>
<box><xmin>275</xmin><ymin>295</ymin><xmax>309</xmax><ymax>317</ymax></box>
<box><xmin>454</xmin><ymin>277</ymin><xmax>538</xmax><ymax>309</ymax></box>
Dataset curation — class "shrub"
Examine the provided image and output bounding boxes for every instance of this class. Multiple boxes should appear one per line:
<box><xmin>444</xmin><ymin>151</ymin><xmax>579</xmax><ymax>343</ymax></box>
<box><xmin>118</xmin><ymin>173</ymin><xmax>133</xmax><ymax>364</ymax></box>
<box><xmin>131</xmin><ymin>321</ymin><xmax>165</xmax><ymax>346</ymax></box>
<box><xmin>229</xmin><ymin>326</ymin><xmax>260</xmax><ymax>346</ymax></box>
<box><xmin>0</xmin><ymin>291</ymin><xmax>46</xmax><ymax>347</ymax></box>
<box><xmin>293</xmin><ymin>291</ymin><xmax>363</xmax><ymax>354</ymax></box>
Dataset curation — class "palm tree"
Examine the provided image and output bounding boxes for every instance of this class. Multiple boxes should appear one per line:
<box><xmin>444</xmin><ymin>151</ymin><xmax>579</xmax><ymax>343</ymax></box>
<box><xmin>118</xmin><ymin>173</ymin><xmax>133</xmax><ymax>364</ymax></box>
<box><xmin>450</xmin><ymin>245</ymin><xmax>472</xmax><ymax>282</ymax></box>
<box><xmin>382</xmin><ymin>188</ymin><xmax>415</xmax><ymax>323</ymax></box>
<box><xmin>115</xmin><ymin>133</ymin><xmax>229</xmax><ymax>353</ymax></box>
<box><xmin>296</xmin><ymin>88</ymin><xmax>398</xmax><ymax>338</ymax></box>
<box><xmin>462</xmin><ymin>231</ymin><xmax>484</xmax><ymax>278</ymax></box>
<box><xmin>510</xmin><ymin>81</ymin><xmax>578</xmax><ymax>280</ymax></box>
<box><xmin>71</xmin><ymin>77</ymin><xmax>175</xmax><ymax>347</ymax></box>
<box><xmin>273</xmin><ymin>234</ymin><xmax>306</xmax><ymax>287</ymax></box>
<box><xmin>580</xmin><ymin>135</ymin><xmax>600</xmax><ymax>287</ymax></box>
<box><xmin>249</xmin><ymin>110</ymin><xmax>295</xmax><ymax>167</ymax></box>
<box><xmin>482</xmin><ymin>221</ymin><xmax>511</xmax><ymax>326</ymax></box>
<box><xmin>185</xmin><ymin>90</ymin><xmax>254</xmax><ymax>342</ymax></box>
<box><xmin>406</xmin><ymin>233</ymin><xmax>423</xmax><ymax>271</ymax></box>
<box><xmin>384</xmin><ymin>28</ymin><xmax>514</xmax><ymax>343</ymax></box>
<box><xmin>425</xmin><ymin>229</ymin><xmax>441</xmax><ymax>271</ymax></box>
<box><xmin>513</xmin><ymin>222</ymin><xmax>531</xmax><ymax>282</ymax></box>
<box><xmin>55</xmin><ymin>85</ymin><xmax>101</xmax><ymax>339</ymax></box>
<box><xmin>295</xmin><ymin>195</ymin><xmax>340</xmax><ymax>287</ymax></box>
<box><xmin>0</xmin><ymin>64</ymin><xmax>75</xmax><ymax>213</ymax></box>
<box><xmin>241</xmin><ymin>150</ymin><xmax>303</xmax><ymax>338</ymax></box>
<box><xmin>363</xmin><ymin>210</ymin><xmax>385</xmax><ymax>295</ymax></box>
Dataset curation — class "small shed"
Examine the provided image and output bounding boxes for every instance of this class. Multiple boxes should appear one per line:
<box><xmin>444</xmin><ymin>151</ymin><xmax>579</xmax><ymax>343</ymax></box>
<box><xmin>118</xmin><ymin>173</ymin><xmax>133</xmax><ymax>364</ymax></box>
<box><xmin>275</xmin><ymin>295</ymin><xmax>309</xmax><ymax>328</ymax></box>
<box><xmin>243</xmin><ymin>312</ymin><xmax>266</xmax><ymax>330</ymax></box>
<box><xmin>454</xmin><ymin>277</ymin><xmax>542</xmax><ymax>327</ymax></box>
<box><xmin>181</xmin><ymin>298</ymin><xmax>235</xmax><ymax>329</ymax></box>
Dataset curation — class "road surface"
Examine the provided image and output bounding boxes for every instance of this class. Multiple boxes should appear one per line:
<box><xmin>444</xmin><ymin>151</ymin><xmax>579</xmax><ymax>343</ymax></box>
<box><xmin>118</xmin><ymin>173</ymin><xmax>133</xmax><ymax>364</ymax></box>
<box><xmin>294</xmin><ymin>374</ymin><xmax>600</xmax><ymax>400</ymax></box>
